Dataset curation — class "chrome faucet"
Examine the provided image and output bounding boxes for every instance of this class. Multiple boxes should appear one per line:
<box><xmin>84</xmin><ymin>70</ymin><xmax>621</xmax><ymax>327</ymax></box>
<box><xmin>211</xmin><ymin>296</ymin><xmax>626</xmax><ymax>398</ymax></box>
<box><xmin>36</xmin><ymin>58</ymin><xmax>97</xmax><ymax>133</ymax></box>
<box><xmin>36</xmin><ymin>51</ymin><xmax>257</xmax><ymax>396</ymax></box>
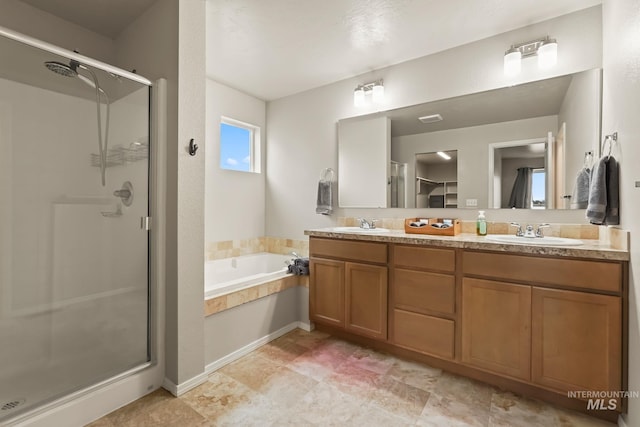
<box><xmin>357</xmin><ymin>218</ymin><xmax>377</xmax><ymax>229</ymax></box>
<box><xmin>510</xmin><ymin>222</ymin><xmax>524</xmax><ymax>237</ymax></box>
<box><xmin>523</xmin><ymin>225</ymin><xmax>536</xmax><ymax>238</ymax></box>
<box><xmin>535</xmin><ymin>223</ymin><xmax>550</xmax><ymax>237</ymax></box>
<box><xmin>510</xmin><ymin>222</ymin><xmax>550</xmax><ymax>238</ymax></box>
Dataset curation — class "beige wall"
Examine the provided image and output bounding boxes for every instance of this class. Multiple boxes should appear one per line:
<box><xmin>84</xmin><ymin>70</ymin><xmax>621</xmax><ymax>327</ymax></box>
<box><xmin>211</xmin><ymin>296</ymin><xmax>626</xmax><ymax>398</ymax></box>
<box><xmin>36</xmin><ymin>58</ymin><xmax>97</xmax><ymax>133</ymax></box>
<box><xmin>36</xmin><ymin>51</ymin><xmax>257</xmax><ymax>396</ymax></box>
<box><xmin>205</xmin><ymin>78</ymin><xmax>267</xmax><ymax>244</ymax></box>
<box><xmin>175</xmin><ymin>0</ymin><xmax>206</xmax><ymax>386</ymax></box>
<box><xmin>558</xmin><ymin>68</ymin><xmax>602</xmax><ymax>198</ymax></box>
<box><xmin>602</xmin><ymin>1</ymin><xmax>640</xmax><ymax>426</ymax></box>
<box><xmin>266</xmin><ymin>6</ymin><xmax>603</xmax><ymax>240</ymax></box>
<box><xmin>118</xmin><ymin>0</ymin><xmax>208</xmax><ymax>389</ymax></box>
<box><xmin>0</xmin><ymin>0</ymin><xmax>115</xmax><ymax>62</ymax></box>
<box><xmin>205</xmin><ymin>287</ymin><xmax>304</xmax><ymax>365</ymax></box>
<box><xmin>114</xmin><ymin>0</ymin><xmax>186</xmax><ymax>387</ymax></box>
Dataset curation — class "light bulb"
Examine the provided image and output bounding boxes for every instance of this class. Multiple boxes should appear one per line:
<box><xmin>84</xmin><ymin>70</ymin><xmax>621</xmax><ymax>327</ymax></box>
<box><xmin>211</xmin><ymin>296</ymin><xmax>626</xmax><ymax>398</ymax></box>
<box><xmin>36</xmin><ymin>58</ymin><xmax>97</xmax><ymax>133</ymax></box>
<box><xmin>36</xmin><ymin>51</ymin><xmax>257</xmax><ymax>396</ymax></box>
<box><xmin>504</xmin><ymin>48</ymin><xmax>522</xmax><ymax>77</ymax></box>
<box><xmin>538</xmin><ymin>39</ymin><xmax>557</xmax><ymax>69</ymax></box>
<box><xmin>353</xmin><ymin>87</ymin><xmax>365</xmax><ymax>107</ymax></box>
<box><xmin>372</xmin><ymin>83</ymin><xmax>384</xmax><ymax>104</ymax></box>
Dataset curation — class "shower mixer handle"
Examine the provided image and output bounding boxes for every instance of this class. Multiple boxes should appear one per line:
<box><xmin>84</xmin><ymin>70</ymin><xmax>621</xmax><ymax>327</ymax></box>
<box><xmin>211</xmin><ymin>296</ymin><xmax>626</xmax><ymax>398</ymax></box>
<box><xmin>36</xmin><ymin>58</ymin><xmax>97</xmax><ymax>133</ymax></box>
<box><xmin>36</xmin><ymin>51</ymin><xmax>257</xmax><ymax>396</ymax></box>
<box><xmin>113</xmin><ymin>181</ymin><xmax>134</xmax><ymax>206</ymax></box>
<box><xmin>113</xmin><ymin>189</ymin><xmax>131</xmax><ymax>198</ymax></box>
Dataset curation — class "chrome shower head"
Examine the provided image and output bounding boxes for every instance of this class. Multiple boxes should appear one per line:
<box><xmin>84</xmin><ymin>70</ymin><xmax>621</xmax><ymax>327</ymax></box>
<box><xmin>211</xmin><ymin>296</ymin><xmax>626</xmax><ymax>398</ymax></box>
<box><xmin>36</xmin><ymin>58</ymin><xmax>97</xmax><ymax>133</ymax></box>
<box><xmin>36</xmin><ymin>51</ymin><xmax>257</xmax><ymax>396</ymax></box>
<box><xmin>44</xmin><ymin>60</ymin><xmax>79</xmax><ymax>77</ymax></box>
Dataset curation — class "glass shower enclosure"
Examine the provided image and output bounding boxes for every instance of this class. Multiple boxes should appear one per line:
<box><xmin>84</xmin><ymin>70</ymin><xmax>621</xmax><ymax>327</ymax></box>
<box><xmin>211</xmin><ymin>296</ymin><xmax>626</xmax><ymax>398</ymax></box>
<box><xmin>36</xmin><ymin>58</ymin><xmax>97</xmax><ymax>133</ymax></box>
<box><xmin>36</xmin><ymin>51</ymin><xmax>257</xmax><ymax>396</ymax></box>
<box><xmin>0</xmin><ymin>28</ymin><xmax>152</xmax><ymax>422</ymax></box>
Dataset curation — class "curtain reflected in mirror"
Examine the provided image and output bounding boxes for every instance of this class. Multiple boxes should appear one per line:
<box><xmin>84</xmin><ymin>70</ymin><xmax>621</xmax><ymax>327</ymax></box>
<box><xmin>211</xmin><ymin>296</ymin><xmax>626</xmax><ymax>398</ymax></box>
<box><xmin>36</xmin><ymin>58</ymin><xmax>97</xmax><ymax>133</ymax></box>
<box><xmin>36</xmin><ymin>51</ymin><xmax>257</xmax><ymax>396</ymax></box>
<box><xmin>493</xmin><ymin>142</ymin><xmax>547</xmax><ymax>209</ymax></box>
<box><xmin>509</xmin><ymin>167</ymin><xmax>533</xmax><ymax>208</ymax></box>
<box><xmin>508</xmin><ymin>167</ymin><xmax>546</xmax><ymax>209</ymax></box>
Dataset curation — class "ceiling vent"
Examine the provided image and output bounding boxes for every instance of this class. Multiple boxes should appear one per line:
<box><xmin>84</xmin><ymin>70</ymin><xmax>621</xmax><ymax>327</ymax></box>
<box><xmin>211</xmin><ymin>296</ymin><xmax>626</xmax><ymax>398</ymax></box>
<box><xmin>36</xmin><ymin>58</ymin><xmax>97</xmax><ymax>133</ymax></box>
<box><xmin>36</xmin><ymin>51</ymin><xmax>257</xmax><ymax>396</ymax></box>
<box><xmin>418</xmin><ymin>114</ymin><xmax>443</xmax><ymax>123</ymax></box>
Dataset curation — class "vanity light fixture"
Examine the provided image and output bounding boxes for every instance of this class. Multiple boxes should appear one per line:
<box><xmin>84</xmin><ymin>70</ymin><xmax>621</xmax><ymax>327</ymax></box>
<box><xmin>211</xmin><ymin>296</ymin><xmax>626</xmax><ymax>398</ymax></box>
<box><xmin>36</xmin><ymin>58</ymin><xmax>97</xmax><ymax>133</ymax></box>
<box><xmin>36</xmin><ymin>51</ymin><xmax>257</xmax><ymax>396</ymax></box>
<box><xmin>503</xmin><ymin>36</ymin><xmax>557</xmax><ymax>76</ymax></box>
<box><xmin>353</xmin><ymin>80</ymin><xmax>384</xmax><ymax>107</ymax></box>
<box><xmin>437</xmin><ymin>151</ymin><xmax>451</xmax><ymax>160</ymax></box>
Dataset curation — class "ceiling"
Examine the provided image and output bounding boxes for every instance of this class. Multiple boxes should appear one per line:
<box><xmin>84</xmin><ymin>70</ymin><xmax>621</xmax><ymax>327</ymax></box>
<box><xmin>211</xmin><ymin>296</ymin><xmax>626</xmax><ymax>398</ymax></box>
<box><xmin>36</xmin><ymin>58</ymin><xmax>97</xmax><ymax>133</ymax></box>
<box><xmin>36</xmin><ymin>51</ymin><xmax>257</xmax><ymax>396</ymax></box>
<box><xmin>16</xmin><ymin>0</ymin><xmax>601</xmax><ymax>101</ymax></box>
<box><xmin>206</xmin><ymin>0</ymin><xmax>601</xmax><ymax>100</ymax></box>
<box><xmin>20</xmin><ymin>0</ymin><xmax>157</xmax><ymax>39</ymax></box>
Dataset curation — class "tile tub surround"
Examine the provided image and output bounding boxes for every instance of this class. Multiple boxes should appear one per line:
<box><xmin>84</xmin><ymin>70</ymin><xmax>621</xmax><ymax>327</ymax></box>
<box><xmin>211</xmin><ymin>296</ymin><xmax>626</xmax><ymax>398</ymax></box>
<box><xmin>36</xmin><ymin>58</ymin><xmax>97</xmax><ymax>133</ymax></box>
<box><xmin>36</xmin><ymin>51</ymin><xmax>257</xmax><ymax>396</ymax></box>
<box><xmin>205</xmin><ymin>275</ymin><xmax>309</xmax><ymax>317</ymax></box>
<box><xmin>88</xmin><ymin>329</ymin><xmax>614</xmax><ymax>426</ymax></box>
<box><xmin>206</xmin><ymin>237</ymin><xmax>308</xmax><ymax>260</ymax></box>
<box><xmin>306</xmin><ymin>227</ymin><xmax>629</xmax><ymax>261</ymax></box>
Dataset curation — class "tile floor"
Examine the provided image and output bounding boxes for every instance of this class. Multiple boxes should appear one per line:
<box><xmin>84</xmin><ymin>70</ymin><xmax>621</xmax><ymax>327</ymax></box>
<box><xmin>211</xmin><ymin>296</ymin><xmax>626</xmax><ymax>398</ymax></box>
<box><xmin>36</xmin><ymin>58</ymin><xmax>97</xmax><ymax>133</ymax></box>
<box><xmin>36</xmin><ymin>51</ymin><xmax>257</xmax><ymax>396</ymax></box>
<box><xmin>88</xmin><ymin>329</ymin><xmax>614</xmax><ymax>426</ymax></box>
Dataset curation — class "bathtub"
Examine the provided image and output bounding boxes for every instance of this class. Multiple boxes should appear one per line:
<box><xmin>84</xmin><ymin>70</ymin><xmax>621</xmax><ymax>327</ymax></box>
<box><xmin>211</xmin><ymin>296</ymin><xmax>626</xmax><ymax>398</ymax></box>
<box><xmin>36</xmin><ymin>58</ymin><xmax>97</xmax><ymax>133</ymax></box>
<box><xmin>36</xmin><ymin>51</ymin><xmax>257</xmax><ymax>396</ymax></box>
<box><xmin>205</xmin><ymin>252</ymin><xmax>292</xmax><ymax>299</ymax></box>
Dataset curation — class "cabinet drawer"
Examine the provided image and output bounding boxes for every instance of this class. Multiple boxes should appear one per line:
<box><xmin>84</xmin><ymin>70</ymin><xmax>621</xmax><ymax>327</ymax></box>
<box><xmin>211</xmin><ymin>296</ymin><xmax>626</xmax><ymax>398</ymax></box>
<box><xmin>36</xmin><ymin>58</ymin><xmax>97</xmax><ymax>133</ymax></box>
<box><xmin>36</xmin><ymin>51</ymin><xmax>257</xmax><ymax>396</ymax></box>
<box><xmin>393</xmin><ymin>309</ymin><xmax>454</xmax><ymax>359</ymax></box>
<box><xmin>394</xmin><ymin>269</ymin><xmax>455</xmax><ymax>315</ymax></box>
<box><xmin>310</xmin><ymin>237</ymin><xmax>387</xmax><ymax>264</ymax></box>
<box><xmin>463</xmin><ymin>251</ymin><xmax>621</xmax><ymax>293</ymax></box>
<box><xmin>393</xmin><ymin>245</ymin><xmax>455</xmax><ymax>273</ymax></box>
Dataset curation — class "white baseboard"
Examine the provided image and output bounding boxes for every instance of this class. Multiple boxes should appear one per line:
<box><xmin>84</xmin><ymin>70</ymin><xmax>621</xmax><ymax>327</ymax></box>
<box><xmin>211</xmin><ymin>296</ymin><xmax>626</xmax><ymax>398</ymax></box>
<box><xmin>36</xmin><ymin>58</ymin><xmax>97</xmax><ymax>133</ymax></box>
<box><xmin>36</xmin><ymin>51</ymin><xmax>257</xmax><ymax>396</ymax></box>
<box><xmin>162</xmin><ymin>321</ymin><xmax>311</xmax><ymax>396</ymax></box>
<box><xmin>161</xmin><ymin>371</ymin><xmax>208</xmax><ymax>397</ymax></box>
<box><xmin>204</xmin><ymin>321</ymin><xmax>310</xmax><ymax>375</ymax></box>
<box><xmin>296</xmin><ymin>320</ymin><xmax>312</xmax><ymax>332</ymax></box>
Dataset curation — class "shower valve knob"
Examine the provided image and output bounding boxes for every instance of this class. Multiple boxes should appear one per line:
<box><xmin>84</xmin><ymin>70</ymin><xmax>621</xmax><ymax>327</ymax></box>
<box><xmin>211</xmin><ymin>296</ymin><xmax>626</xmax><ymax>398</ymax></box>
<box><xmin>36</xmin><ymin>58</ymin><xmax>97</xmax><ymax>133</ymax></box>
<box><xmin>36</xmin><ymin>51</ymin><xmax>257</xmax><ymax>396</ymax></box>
<box><xmin>113</xmin><ymin>189</ymin><xmax>131</xmax><ymax>198</ymax></box>
<box><xmin>114</xmin><ymin>181</ymin><xmax>134</xmax><ymax>206</ymax></box>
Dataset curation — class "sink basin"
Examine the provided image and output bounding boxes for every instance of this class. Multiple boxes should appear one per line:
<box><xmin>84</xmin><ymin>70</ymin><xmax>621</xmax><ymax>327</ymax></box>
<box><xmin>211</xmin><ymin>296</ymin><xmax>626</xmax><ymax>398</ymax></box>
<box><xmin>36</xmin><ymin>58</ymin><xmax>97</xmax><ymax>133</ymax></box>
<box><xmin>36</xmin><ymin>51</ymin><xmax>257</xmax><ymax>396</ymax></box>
<box><xmin>331</xmin><ymin>226</ymin><xmax>390</xmax><ymax>233</ymax></box>
<box><xmin>485</xmin><ymin>235</ymin><xmax>583</xmax><ymax>246</ymax></box>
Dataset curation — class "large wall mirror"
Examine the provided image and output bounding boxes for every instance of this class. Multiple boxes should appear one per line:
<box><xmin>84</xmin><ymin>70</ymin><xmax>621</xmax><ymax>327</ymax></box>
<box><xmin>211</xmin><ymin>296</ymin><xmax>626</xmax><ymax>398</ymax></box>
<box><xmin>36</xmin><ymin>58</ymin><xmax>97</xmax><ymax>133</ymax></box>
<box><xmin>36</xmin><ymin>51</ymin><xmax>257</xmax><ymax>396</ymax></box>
<box><xmin>337</xmin><ymin>68</ymin><xmax>602</xmax><ymax>210</ymax></box>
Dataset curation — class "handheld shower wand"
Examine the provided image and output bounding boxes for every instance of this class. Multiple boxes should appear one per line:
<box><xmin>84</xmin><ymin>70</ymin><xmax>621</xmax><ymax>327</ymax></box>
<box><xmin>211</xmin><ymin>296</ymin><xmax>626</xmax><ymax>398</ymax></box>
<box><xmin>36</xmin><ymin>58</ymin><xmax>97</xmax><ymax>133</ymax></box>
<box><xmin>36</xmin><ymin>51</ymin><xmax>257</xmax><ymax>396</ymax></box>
<box><xmin>44</xmin><ymin>60</ymin><xmax>110</xmax><ymax>186</ymax></box>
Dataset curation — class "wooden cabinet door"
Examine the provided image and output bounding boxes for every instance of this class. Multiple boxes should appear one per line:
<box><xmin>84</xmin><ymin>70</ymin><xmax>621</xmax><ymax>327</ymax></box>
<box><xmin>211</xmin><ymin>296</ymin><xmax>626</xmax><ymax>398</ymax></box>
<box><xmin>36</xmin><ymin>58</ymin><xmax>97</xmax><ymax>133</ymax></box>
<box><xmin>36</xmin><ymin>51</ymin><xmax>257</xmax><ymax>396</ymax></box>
<box><xmin>532</xmin><ymin>288</ymin><xmax>621</xmax><ymax>394</ymax></box>
<box><xmin>310</xmin><ymin>258</ymin><xmax>345</xmax><ymax>327</ymax></box>
<box><xmin>345</xmin><ymin>262</ymin><xmax>388</xmax><ymax>340</ymax></box>
<box><xmin>461</xmin><ymin>278</ymin><xmax>531</xmax><ymax>380</ymax></box>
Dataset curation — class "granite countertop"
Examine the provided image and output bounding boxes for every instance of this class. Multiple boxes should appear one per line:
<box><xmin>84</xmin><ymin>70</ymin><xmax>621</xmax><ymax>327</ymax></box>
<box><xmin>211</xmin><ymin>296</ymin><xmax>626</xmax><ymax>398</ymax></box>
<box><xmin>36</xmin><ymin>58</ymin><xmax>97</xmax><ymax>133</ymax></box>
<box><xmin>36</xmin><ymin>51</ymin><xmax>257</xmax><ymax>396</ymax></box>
<box><xmin>304</xmin><ymin>228</ymin><xmax>630</xmax><ymax>261</ymax></box>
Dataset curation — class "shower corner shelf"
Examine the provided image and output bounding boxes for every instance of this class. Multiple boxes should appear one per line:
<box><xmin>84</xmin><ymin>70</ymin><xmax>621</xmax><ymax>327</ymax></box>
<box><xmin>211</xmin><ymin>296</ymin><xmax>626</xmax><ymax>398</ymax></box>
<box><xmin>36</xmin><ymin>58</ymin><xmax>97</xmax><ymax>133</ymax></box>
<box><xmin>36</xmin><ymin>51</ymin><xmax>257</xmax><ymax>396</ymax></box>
<box><xmin>90</xmin><ymin>142</ymin><xmax>148</xmax><ymax>168</ymax></box>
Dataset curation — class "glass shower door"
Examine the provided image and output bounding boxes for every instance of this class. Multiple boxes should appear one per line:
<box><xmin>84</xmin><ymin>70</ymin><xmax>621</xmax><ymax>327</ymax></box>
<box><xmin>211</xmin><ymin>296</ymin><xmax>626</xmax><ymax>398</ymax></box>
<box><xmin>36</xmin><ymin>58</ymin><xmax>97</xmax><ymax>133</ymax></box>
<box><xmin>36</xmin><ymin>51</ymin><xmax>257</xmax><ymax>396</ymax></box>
<box><xmin>0</xmin><ymin>33</ymin><xmax>151</xmax><ymax>421</ymax></box>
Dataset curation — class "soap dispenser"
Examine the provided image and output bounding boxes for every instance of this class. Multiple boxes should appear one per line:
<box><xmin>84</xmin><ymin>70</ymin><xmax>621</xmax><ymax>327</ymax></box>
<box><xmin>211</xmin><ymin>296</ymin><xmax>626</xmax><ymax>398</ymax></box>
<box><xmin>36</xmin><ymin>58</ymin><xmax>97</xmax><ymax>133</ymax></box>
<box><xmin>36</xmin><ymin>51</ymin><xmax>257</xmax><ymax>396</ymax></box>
<box><xmin>477</xmin><ymin>210</ymin><xmax>487</xmax><ymax>236</ymax></box>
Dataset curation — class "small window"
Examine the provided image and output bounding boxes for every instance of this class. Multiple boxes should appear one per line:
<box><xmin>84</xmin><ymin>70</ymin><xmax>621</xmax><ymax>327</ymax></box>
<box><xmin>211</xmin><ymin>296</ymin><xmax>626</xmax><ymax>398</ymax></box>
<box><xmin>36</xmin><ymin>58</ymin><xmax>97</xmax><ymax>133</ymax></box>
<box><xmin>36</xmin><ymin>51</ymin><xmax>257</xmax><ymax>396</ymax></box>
<box><xmin>531</xmin><ymin>168</ymin><xmax>546</xmax><ymax>209</ymax></box>
<box><xmin>219</xmin><ymin>117</ymin><xmax>260</xmax><ymax>173</ymax></box>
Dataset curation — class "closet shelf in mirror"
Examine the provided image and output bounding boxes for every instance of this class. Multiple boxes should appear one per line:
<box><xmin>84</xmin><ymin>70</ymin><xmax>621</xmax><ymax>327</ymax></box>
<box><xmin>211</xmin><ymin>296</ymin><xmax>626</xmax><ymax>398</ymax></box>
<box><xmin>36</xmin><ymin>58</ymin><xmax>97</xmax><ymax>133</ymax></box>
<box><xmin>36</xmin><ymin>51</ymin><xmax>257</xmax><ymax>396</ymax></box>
<box><xmin>416</xmin><ymin>178</ymin><xmax>458</xmax><ymax>208</ymax></box>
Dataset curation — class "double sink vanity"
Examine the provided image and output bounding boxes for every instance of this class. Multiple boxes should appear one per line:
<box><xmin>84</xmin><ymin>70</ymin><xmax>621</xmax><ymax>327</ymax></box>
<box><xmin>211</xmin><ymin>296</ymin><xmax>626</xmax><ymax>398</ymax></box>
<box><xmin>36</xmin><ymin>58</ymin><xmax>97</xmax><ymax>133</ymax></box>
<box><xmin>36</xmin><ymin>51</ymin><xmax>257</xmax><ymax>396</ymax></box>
<box><xmin>304</xmin><ymin>226</ymin><xmax>629</xmax><ymax>420</ymax></box>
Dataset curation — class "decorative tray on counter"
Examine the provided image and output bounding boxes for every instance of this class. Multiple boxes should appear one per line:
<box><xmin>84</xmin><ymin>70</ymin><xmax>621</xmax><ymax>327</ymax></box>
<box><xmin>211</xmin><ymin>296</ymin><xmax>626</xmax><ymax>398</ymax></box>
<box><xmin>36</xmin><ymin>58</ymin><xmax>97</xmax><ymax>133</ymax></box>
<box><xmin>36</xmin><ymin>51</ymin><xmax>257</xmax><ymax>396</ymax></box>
<box><xmin>404</xmin><ymin>218</ymin><xmax>461</xmax><ymax>236</ymax></box>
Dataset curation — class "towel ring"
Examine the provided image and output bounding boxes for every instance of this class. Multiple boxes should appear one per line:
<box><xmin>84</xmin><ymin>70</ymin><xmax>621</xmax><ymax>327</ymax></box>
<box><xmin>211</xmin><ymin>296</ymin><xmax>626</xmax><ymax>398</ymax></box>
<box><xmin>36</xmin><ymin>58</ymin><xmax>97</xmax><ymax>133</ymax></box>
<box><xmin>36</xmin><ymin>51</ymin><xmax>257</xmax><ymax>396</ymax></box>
<box><xmin>320</xmin><ymin>168</ymin><xmax>334</xmax><ymax>182</ymax></box>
